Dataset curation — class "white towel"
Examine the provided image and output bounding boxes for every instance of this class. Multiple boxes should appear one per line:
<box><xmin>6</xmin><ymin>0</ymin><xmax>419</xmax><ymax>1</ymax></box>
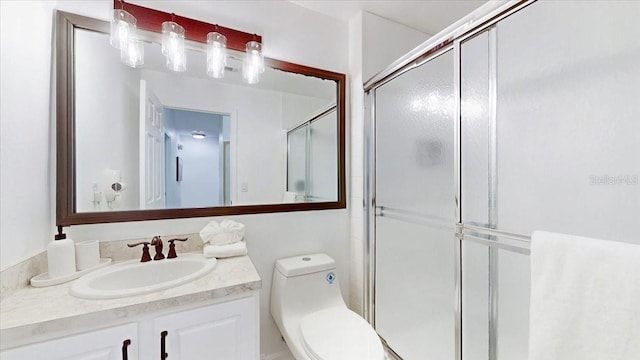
<box><xmin>203</xmin><ymin>240</ymin><xmax>248</xmax><ymax>259</ymax></box>
<box><xmin>199</xmin><ymin>219</ymin><xmax>245</xmax><ymax>245</ymax></box>
<box><xmin>528</xmin><ymin>231</ymin><xmax>640</xmax><ymax>360</ymax></box>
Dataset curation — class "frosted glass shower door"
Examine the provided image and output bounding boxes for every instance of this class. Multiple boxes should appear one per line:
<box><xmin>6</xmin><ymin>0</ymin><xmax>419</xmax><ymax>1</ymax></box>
<box><xmin>374</xmin><ymin>50</ymin><xmax>455</xmax><ymax>359</ymax></box>
<box><xmin>287</xmin><ymin>126</ymin><xmax>307</xmax><ymax>197</ymax></box>
<box><xmin>308</xmin><ymin>110</ymin><xmax>338</xmax><ymax>202</ymax></box>
<box><xmin>459</xmin><ymin>2</ymin><xmax>640</xmax><ymax>359</ymax></box>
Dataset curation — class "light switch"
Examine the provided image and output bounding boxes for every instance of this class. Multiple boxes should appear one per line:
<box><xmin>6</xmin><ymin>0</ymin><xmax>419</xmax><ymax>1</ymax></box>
<box><xmin>241</xmin><ymin>182</ymin><xmax>249</xmax><ymax>192</ymax></box>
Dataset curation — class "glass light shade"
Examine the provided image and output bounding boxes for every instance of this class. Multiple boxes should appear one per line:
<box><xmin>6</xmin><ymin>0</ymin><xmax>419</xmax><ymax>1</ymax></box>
<box><xmin>110</xmin><ymin>9</ymin><xmax>137</xmax><ymax>50</ymax></box>
<box><xmin>120</xmin><ymin>38</ymin><xmax>144</xmax><ymax>68</ymax></box>
<box><xmin>206</xmin><ymin>32</ymin><xmax>227</xmax><ymax>79</ymax></box>
<box><xmin>161</xmin><ymin>21</ymin><xmax>185</xmax><ymax>56</ymax></box>
<box><xmin>161</xmin><ymin>21</ymin><xmax>186</xmax><ymax>72</ymax></box>
<box><xmin>165</xmin><ymin>47</ymin><xmax>186</xmax><ymax>72</ymax></box>
<box><xmin>242</xmin><ymin>41</ymin><xmax>264</xmax><ymax>84</ymax></box>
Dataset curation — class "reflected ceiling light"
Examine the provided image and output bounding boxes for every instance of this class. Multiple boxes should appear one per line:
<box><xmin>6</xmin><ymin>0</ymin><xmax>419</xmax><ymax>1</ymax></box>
<box><xmin>110</xmin><ymin>1</ymin><xmax>143</xmax><ymax>68</ymax></box>
<box><xmin>206</xmin><ymin>31</ymin><xmax>227</xmax><ymax>79</ymax></box>
<box><xmin>242</xmin><ymin>40</ymin><xmax>265</xmax><ymax>84</ymax></box>
<box><xmin>192</xmin><ymin>131</ymin><xmax>206</xmax><ymax>139</ymax></box>
<box><xmin>162</xmin><ymin>19</ymin><xmax>186</xmax><ymax>72</ymax></box>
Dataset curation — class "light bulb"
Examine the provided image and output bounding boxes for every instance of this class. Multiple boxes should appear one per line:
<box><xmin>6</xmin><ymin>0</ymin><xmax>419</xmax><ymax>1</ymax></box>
<box><xmin>243</xmin><ymin>41</ymin><xmax>264</xmax><ymax>84</ymax></box>
<box><xmin>206</xmin><ymin>32</ymin><xmax>227</xmax><ymax>79</ymax></box>
<box><xmin>120</xmin><ymin>37</ymin><xmax>144</xmax><ymax>68</ymax></box>
<box><xmin>162</xmin><ymin>21</ymin><xmax>186</xmax><ymax>72</ymax></box>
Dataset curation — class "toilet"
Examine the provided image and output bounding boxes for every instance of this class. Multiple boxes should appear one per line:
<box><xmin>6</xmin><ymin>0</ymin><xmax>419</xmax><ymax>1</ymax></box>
<box><xmin>271</xmin><ymin>253</ymin><xmax>385</xmax><ymax>360</ymax></box>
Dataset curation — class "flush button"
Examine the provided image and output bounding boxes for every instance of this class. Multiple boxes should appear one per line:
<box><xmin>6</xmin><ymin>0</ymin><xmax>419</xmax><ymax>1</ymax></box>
<box><xmin>302</xmin><ymin>257</ymin><xmax>311</xmax><ymax>261</ymax></box>
<box><xmin>326</xmin><ymin>272</ymin><xmax>335</xmax><ymax>284</ymax></box>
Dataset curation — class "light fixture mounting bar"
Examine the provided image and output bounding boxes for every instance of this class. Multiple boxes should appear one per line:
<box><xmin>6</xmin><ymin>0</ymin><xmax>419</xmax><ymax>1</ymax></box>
<box><xmin>115</xmin><ymin>0</ymin><xmax>261</xmax><ymax>52</ymax></box>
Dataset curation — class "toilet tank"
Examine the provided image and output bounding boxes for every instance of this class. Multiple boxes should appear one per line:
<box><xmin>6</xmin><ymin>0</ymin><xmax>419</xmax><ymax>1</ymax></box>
<box><xmin>271</xmin><ymin>254</ymin><xmax>345</xmax><ymax>331</ymax></box>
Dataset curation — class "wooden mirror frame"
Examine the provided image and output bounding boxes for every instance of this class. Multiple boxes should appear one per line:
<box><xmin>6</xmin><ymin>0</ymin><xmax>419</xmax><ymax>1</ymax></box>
<box><xmin>56</xmin><ymin>11</ymin><xmax>346</xmax><ymax>226</ymax></box>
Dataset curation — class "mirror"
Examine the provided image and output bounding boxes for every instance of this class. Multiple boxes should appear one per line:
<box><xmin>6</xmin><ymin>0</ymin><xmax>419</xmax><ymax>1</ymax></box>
<box><xmin>56</xmin><ymin>11</ymin><xmax>346</xmax><ymax>226</ymax></box>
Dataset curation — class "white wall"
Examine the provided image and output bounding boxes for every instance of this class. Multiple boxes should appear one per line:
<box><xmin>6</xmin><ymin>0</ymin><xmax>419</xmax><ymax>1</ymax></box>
<box><xmin>281</xmin><ymin>93</ymin><xmax>333</xmax><ymax>131</ymax></box>
<box><xmin>163</xmin><ymin>109</ymin><xmax>224</xmax><ymax>208</ymax></box>
<box><xmin>347</xmin><ymin>11</ymin><xmax>430</xmax><ymax>315</ymax></box>
<box><xmin>75</xmin><ymin>29</ymin><xmax>140</xmax><ymax>212</ymax></box>
<box><xmin>362</xmin><ymin>12</ymin><xmax>430</xmax><ymax>82</ymax></box>
<box><xmin>0</xmin><ymin>0</ymin><xmax>57</xmax><ymax>271</ymax></box>
<box><xmin>0</xmin><ymin>1</ymin><xmax>349</xmax><ymax>358</ymax></box>
<box><xmin>179</xmin><ymin>134</ymin><xmax>221</xmax><ymax>208</ymax></box>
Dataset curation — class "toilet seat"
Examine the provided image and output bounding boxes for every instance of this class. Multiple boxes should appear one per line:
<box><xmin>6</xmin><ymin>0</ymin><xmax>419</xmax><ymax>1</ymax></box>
<box><xmin>300</xmin><ymin>307</ymin><xmax>385</xmax><ymax>360</ymax></box>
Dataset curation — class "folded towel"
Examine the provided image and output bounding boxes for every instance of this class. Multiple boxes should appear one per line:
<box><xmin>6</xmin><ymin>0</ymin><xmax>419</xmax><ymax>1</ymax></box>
<box><xmin>203</xmin><ymin>240</ymin><xmax>248</xmax><ymax>259</ymax></box>
<box><xmin>528</xmin><ymin>231</ymin><xmax>640</xmax><ymax>360</ymax></box>
<box><xmin>199</xmin><ymin>219</ymin><xmax>245</xmax><ymax>245</ymax></box>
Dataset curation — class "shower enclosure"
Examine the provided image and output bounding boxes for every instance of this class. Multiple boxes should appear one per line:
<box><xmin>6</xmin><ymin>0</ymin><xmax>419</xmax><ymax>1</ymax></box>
<box><xmin>287</xmin><ymin>106</ymin><xmax>338</xmax><ymax>202</ymax></box>
<box><xmin>364</xmin><ymin>1</ymin><xmax>640</xmax><ymax>359</ymax></box>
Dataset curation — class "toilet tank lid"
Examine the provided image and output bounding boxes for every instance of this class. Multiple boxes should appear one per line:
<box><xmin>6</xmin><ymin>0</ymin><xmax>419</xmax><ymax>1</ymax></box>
<box><xmin>275</xmin><ymin>253</ymin><xmax>336</xmax><ymax>277</ymax></box>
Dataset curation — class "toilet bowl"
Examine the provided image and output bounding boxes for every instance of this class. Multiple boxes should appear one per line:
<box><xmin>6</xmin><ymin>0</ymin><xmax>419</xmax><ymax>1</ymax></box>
<box><xmin>271</xmin><ymin>253</ymin><xmax>384</xmax><ymax>360</ymax></box>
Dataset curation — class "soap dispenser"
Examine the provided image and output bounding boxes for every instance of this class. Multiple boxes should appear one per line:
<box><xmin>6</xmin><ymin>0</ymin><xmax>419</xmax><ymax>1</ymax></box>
<box><xmin>47</xmin><ymin>226</ymin><xmax>76</xmax><ymax>278</ymax></box>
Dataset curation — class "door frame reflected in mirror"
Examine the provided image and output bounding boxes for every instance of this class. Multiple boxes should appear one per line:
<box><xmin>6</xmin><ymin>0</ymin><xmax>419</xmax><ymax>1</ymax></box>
<box><xmin>56</xmin><ymin>10</ymin><xmax>346</xmax><ymax>226</ymax></box>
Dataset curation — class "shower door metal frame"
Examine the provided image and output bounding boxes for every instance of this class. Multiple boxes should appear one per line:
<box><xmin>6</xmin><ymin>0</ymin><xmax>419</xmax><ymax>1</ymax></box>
<box><xmin>363</xmin><ymin>1</ymin><xmax>536</xmax><ymax>359</ymax></box>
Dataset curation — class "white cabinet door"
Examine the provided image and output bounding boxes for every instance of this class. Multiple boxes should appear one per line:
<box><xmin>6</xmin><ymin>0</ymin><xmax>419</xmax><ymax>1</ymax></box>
<box><xmin>1</xmin><ymin>323</ymin><xmax>138</xmax><ymax>360</ymax></box>
<box><xmin>153</xmin><ymin>296</ymin><xmax>258</xmax><ymax>360</ymax></box>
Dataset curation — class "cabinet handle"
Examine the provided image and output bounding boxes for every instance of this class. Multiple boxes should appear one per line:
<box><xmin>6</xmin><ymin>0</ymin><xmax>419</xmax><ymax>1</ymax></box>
<box><xmin>122</xmin><ymin>339</ymin><xmax>131</xmax><ymax>360</ymax></box>
<box><xmin>160</xmin><ymin>330</ymin><xmax>168</xmax><ymax>360</ymax></box>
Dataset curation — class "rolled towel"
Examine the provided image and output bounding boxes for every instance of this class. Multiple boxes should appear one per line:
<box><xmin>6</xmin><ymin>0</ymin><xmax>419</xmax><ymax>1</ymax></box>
<box><xmin>203</xmin><ymin>240</ymin><xmax>248</xmax><ymax>259</ymax></box>
<box><xmin>199</xmin><ymin>219</ymin><xmax>246</xmax><ymax>245</ymax></box>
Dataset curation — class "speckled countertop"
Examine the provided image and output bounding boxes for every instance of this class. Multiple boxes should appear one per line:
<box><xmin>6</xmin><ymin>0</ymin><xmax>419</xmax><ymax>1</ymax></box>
<box><xmin>0</xmin><ymin>254</ymin><xmax>261</xmax><ymax>349</ymax></box>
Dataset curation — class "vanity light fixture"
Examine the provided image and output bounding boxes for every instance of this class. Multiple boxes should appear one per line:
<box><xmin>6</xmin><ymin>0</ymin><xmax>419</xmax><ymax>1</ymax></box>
<box><xmin>192</xmin><ymin>131</ymin><xmax>206</xmax><ymax>139</ymax></box>
<box><xmin>162</xmin><ymin>18</ymin><xmax>187</xmax><ymax>72</ymax></box>
<box><xmin>111</xmin><ymin>1</ymin><xmax>264</xmax><ymax>81</ymax></box>
<box><xmin>242</xmin><ymin>39</ymin><xmax>265</xmax><ymax>84</ymax></box>
<box><xmin>206</xmin><ymin>30</ymin><xmax>227</xmax><ymax>79</ymax></box>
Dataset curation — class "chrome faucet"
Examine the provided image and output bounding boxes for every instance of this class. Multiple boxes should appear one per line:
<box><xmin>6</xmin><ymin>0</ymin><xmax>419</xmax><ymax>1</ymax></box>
<box><xmin>150</xmin><ymin>235</ymin><xmax>165</xmax><ymax>260</ymax></box>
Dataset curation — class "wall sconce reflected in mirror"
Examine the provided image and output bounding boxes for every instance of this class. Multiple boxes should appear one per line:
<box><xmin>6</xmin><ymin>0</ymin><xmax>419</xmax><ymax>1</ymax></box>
<box><xmin>120</xmin><ymin>38</ymin><xmax>144</xmax><ymax>67</ymax></box>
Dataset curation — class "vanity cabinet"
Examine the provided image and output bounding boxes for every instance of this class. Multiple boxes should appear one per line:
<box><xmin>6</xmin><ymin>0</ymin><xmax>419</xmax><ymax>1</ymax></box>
<box><xmin>1</xmin><ymin>294</ymin><xmax>259</xmax><ymax>360</ymax></box>
<box><xmin>0</xmin><ymin>323</ymin><xmax>138</xmax><ymax>360</ymax></box>
<box><xmin>153</xmin><ymin>296</ymin><xmax>258</xmax><ymax>360</ymax></box>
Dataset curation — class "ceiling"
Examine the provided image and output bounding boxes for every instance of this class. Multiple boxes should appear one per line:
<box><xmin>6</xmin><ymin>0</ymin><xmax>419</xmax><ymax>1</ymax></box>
<box><xmin>289</xmin><ymin>0</ymin><xmax>488</xmax><ymax>35</ymax></box>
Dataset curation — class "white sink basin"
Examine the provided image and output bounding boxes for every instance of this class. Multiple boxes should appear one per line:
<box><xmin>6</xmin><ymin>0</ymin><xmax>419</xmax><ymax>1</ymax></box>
<box><xmin>70</xmin><ymin>253</ymin><xmax>217</xmax><ymax>300</ymax></box>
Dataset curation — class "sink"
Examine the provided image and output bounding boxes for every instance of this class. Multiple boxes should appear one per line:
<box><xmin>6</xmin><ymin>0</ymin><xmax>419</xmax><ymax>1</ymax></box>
<box><xmin>70</xmin><ymin>253</ymin><xmax>217</xmax><ymax>300</ymax></box>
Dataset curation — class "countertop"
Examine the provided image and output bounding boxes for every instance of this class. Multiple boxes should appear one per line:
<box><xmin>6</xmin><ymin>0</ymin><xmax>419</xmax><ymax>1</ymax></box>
<box><xmin>0</xmin><ymin>254</ymin><xmax>261</xmax><ymax>349</ymax></box>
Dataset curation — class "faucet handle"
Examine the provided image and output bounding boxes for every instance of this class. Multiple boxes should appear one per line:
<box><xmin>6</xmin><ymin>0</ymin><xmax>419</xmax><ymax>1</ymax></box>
<box><xmin>167</xmin><ymin>237</ymin><xmax>188</xmax><ymax>259</ymax></box>
<box><xmin>150</xmin><ymin>236</ymin><xmax>165</xmax><ymax>261</ymax></box>
<box><xmin>127</xmin><ymin>241</ymin><xmax>152</xmax><ymax>262</ymax></box>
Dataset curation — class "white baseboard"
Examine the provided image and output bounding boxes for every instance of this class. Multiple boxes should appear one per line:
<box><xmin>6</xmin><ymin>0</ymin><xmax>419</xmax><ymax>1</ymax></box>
<box><xmin>260</xmin><ymin>349</ymin><xmax>295</xmax><ymax>360</ymax></box>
